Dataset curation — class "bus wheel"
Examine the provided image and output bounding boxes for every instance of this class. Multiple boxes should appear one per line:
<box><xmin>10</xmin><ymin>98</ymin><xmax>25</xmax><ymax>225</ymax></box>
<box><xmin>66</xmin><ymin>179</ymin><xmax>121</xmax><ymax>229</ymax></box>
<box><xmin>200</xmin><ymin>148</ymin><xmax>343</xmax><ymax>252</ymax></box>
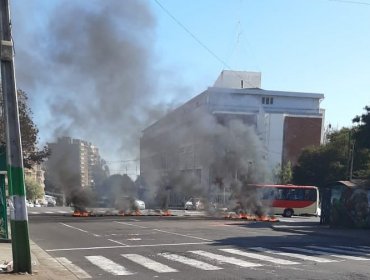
<box><xmin>283</xmin><ymin>209</ymin><xmax>293</xmax><ymax>218</ymax></box>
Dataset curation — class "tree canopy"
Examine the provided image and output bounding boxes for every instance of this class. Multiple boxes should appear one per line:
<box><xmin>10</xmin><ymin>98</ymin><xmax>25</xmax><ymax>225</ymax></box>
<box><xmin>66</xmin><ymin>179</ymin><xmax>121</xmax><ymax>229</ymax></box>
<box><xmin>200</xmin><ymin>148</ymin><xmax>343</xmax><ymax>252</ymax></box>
<box><xmin>0</xmin><ymin>90</ymin><xmax>49</xmax><ymax>168</ymax></box>
<box><xmin>25</xmin><ymin>177</ymin><xmax>44</xmax><ymax>201</ymax></box>
<box><xmin>293</xmin><ymin>106</ymin><xmax>370</xmax><ymax>187</ymax></box>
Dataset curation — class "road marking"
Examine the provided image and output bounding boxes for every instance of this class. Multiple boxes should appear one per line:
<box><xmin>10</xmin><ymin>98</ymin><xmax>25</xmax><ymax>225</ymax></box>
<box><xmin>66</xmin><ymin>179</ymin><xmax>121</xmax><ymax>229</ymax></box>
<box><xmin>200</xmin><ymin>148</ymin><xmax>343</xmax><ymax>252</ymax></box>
<box><xmin>130</xmin><ymin>219</ymin><xmax>140</xmax><ymax>221</ymax></box>
<box><xmin>85</xmin><ymin>256</ymin><xmax>134</xmax><ymax>276</ymax></box>
<box><xmin>159</xmin><ymin>253</ymin><xmax>222</xmax><ymax>270</ymax></box>
<box><xmin>45</xmin><ymin>211</ymin><xmax>54</xmax><ymax>214</ymax></box>
<box><xmin>122</xmin><ymin>254</ymin><xmax>178</xmax><ymax>273</ymax></box>
<box><xmin>107</xmin><ymin>239</ymin><xmax>127</xmax><ymax>246</ymax></box>
<box><xmin>58</xmin><ymin>211</ymin><xmax>69</xmax><ymax>214</ymax></box>
<box><xmin>189</xmin><ymin>250</ymin><xmax>262</xmax><ymax>268</ymax></box>
<box><xmin>250</xmin><ymin>247</ymin><xmax>336</xmax><ymax>263</ymax></box>
<box><xmin>282</xmin><ymin>247</ymin><xmax>369</xmax><ymax>261</ymax></box>
<box><xmin>114</xmin><ymin>221</ymin><xmax>148</xmax><ymax>229</ymax></box>
<box><xmin>46</xmin><ymin>242</ymin><xmax>213</xmax><ymax>252</ymax></box>
<box><xmin>307</xmin><ymin>246</ymin><xmax>370</xmax><ymax>259</ymax></box>
<box><xmin>29</xmin><ymin>212</ymin><xmax>40</xmax><ymax>214</ymax></box>
<box><xmin>220</xmin><ymin>248</ymin><xmax>300</xmax><ymax>265</ymax></box>
<box><xmin>60</xmin><ymin>223</ymin><xmax>89</xmax><ymax>234</ymax></box>
<box><xmin>152</xmin><ymin>229</ymin><xmax>212</xmax><ymax>242</ymax></box>
<box><xmin>56</xmin><ymin>257</ymin><xmax>92</xmax><ymax>279</ymax></box>
<box><xmin>334</xmin><ymin>246</ymin><xmax>370</xmax><ymax>253</ymax></box>
<box><xmin>59</xmin><ymin>223</ymin><xmax>101</xmax><ymax>237</ymax></box>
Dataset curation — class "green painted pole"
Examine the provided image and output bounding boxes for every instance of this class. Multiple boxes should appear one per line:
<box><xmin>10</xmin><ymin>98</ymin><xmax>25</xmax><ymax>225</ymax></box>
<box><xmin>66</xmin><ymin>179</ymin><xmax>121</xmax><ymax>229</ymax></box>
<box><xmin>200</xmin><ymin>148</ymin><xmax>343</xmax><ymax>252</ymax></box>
<box><xmin>0</xmin><ymin>0</ymin><xmax>32</xmax><ymax>273</ymax></box>
<box><xmin>0</xmin><ymin>146</ymin><xmax>9</xmax><ymax>240</ymax></box>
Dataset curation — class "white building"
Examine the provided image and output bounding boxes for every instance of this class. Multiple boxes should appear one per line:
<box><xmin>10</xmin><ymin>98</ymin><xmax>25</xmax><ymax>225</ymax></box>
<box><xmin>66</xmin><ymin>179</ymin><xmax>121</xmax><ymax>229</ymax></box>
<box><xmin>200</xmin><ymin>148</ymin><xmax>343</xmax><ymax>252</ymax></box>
<box><xmin>141</xmin><ymin>71</ymin><xmax>324</xmax><ymax>192</ymax></box>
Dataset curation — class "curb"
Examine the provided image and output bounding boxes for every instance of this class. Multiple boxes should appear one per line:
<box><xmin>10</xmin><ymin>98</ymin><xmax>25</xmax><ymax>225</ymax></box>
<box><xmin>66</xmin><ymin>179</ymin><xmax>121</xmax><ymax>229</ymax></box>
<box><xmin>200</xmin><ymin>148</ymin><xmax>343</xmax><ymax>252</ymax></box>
<box><xmin>30</xmin><ymin>240</ymin><xmax>79</xmax><ymax>280</ymax></box>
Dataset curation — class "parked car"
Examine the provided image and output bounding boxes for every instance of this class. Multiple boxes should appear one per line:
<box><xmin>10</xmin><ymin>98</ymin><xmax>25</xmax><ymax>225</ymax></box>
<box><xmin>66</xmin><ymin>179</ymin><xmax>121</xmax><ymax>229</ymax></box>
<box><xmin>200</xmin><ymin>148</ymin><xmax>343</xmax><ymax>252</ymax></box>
<box><xmin>115</xmin><ymin>196</ymin><xmax>145</xmax><ymax>211</ymax></box>
<box><xmin>45</xmin><ymin>195</ymin><xmax>56</xmax><ymax>207</ymax></box>
<box><xmin>134</xmin><ymin>199</ymin><xmax>145</xmax><ymax>210</ymax></box>
<box><xmin>26</xmin><ymin>200</ymin><xmax>34</xmax><ymax>207</ymax></box>
<box><xmin>184</xmin><ymin>198</ymin><xmax>204</xmax><ymax>210</ymax></box>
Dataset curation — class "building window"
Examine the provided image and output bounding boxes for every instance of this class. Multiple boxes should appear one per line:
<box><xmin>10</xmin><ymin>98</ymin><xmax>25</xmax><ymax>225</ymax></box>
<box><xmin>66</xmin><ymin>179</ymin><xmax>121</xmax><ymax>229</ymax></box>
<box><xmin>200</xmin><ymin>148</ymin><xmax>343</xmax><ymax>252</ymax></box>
<box><xmin>262</xmin><ymin>96</ymin><xmax>274</xmax><ymax>105</ymax></box>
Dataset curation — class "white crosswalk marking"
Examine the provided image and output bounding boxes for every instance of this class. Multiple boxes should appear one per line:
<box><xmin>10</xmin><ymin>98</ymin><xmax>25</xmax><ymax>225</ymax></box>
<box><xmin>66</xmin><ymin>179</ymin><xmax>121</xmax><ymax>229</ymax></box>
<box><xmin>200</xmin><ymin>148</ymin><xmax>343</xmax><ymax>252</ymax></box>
<box><xmin>189</xmin><ymin>250</ymin><xmax>262</xmax><ymax>268</ymax></box>
<box><xmin>307</xmin><ymin>246</ymin><xmax>370</xmax><ymax>259</ymax></box>
<box><xmin>86</xmin><ymin>256</ymin><xmax>134</xmax><ymax>276</ymax></box>
<box><xmin>334</xmin><ymin>246</ymin><xmax>370</xmax><ymax>253</ymax></box>
<box><xmin>56</xmin><ymin>257</ymin><xmax>92</xmax><ymax>279</ymax></box>
<box><xmin>121</xmin><ymin>254</ymin><xmax>178</xmax><ymax>273</ymax></box>
<box><xmin>250</xmin><ymin>247</ymin><xmax>336</xmax><ymax>263</ymax></box>
<box><xmin>282</xmin><ymin>247</ymin><xmax>369</xmax><ymax>261</ymax></box>
<box><xmin>220</xmin><ymin>248</ymin><xmax>300</xmax><ymax>265</ymax></box>
<box><xmin>159</xmin><ymin>253</ymin><xmax>223</xmax><ymax>270</ymax></box>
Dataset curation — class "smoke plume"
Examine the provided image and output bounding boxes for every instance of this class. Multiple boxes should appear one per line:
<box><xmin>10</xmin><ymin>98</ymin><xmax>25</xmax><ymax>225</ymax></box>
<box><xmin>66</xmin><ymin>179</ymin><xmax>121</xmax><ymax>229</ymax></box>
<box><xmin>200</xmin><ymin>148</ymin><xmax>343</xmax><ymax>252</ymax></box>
<box><xmin>141</xmin><ymin>108</ymin><xmax>271</xmax><ymax>211</ymax></box>
<box><xmin>12</xmin><ymin>0</ymin><xmax>186</xmax><ymax>161</ymax></box>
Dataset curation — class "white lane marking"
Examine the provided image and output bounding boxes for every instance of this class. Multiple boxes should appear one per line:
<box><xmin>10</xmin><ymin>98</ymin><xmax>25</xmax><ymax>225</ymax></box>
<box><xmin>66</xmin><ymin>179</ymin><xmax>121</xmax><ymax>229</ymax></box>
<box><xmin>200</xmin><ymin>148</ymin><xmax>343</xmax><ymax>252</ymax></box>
<box><xmin>122</xmin><ymin>254</ymin><xmax>178</xmax><ymax>273</ymax></box>
<box><xmin>220</xmin><ymin>248</ymin><xmax>300</xmax><ymax>265</ymax></box>
<box><xmin>114</xmin><ymin>221</ymin><xmax>148</xmax><ymax>229</ymax></box>
<box><xmin>45</xmin><ymin>211</ymin><xmax>54</xmax><ymax>214</ymax></box>
<box><xmin>159</xmin><ymin>253</ymin><xmax>222</xmax><ymax>270</ymax></box>
<box><xmin>60</xmin><ymin>223</ymin><xmax>89</xmax><ymax>233</ymax></box>
<box><xmin>59</xmin><ymin>223</ymin><xmax>101</xmax><ymax>237</ymax></box>
<box><xmin>130</xmin><ymin>219</ymin><xmax>140</xmax><ymax>222</ymax></box>
<box><xmin>189</xmin><ymin>250</ymin><xmax>262</xmax><ymax>268</ymax></box>
<box><xmin>308</xmin><ymin>246</ymin><xmax>370</xmax><ymax>259</ymax></box>
<box><xmin>282</xmin><ymin>247</ymin><xmax>369</xmax><ymax>261</ymax></box>
<box><xmin>46</xmin><ymin>242</ymin><xmax>213</xmax><ymax>252</ymax></box>
<box><xmin>58</xmin><ymin>211</ymin><xmax>68</xmax><ymax>214</ymax></box>
<box><xmin>85</xmin><ymin>256</ymin><xmax>134</xmax><ymax>276</ymax></box>
<box><xmin>152</xmin><ymin>229</ymin><xmax>212</xmax><ymax>242</ymax></box>
<box><xmin>56</xmin><ymin>257</ymin><xmax>92</xmax><ymax>279</ymax></box>
<box><xmin>107</xmin><ymin>239</ymin><xmax>127</xmax><ymax>246</ymax></box>
<box><xmin>250</xmin><ymin>247</ymin><xmax>336</xmax><ymax>263</ymax></box>
<box><xmin>29</xmin><ymin>212</ymin><xmax>40</xmax><ymax>214</ymax></box>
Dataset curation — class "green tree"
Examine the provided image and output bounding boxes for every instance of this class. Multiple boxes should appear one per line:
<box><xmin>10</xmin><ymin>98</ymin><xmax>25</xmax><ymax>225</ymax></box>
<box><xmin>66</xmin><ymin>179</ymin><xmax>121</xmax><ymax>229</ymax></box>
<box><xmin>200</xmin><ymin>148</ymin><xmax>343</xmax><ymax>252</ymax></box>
<box><xmin>25</xmin><ymin>177</ymin><xmax>44</xmax><ymax>202</ymax></box>
<box><xmin>274</xmin><ymin>161</ymin><xmax>293</xmax><ymax>184</ymax></box>
<box><xmin>292</xmin><ymin>128</ymin><xmax>350</xmax><ymax>187</ymax></box>
<box><xmin>352</xmin><ymin>106</ymin><xmax>370</xmax><ymax>179</ymax></box>
<box><xmin>0</xmin><ymin>89</ymin><xmax>49</xmax><ymax>168</ymax></box>
<box><xmin>353</xmin><ymin>105</ymin><xmax>370</xmax><ymax>150</ymax></box>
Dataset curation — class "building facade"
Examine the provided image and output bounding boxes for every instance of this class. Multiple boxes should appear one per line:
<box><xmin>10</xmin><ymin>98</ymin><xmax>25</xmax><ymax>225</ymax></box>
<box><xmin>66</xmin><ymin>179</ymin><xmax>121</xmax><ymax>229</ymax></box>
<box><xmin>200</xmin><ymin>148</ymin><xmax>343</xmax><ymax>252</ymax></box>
<box><xmin>46</xmin><ymin>137</ymin><xmax>102</xmax><ymax>189</ymax></box>
<box><xmin>140</xmin><ymin>71</ymin><xmax>324</xmax><ymax>192</ymax></box>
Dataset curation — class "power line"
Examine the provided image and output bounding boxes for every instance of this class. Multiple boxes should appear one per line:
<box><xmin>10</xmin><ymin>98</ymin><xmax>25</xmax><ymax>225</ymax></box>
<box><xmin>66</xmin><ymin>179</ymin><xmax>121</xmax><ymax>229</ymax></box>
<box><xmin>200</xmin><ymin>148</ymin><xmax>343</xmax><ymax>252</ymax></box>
<box><xmin>153</xmin><ymin>0</ymin><xmax>256</xmax><ymax>88</ymax></box>
<box><xmin>154</xmin><ymin>0</ymin><xmax>231</xmax><ymax>69</ymax></box>
<box><xmin>329</xmin><ymin>0</ymin><xmax>370</xmax><ymax>5</ymax></box>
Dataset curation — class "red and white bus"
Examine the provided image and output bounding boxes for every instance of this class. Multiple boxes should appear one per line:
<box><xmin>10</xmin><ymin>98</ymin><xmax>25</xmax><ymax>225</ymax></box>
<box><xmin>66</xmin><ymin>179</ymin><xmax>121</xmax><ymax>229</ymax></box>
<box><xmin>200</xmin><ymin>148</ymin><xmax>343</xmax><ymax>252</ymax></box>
<box><xmin>257</xmin><ymin>184</ymin><xmax>320</xmax><ymax>217</ymax></box>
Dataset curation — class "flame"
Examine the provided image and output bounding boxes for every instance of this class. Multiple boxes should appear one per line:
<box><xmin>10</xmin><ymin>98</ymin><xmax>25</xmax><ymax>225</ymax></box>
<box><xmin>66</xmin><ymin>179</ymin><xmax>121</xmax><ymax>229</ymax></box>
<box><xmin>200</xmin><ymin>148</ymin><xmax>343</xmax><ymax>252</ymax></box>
<box><xmin>73</xmin><ymin>210</ymin><xmax>92</xmax><ymax>217</ymax></box>
<box><xmin>162</xmin><ymin>210</ymin><xmax>172</xmax><ymax>216</ymax></box>
<box><xmin>225</xmin><ymin>212</ymin><xmax>278</xmax><ymax>222</ymax></box>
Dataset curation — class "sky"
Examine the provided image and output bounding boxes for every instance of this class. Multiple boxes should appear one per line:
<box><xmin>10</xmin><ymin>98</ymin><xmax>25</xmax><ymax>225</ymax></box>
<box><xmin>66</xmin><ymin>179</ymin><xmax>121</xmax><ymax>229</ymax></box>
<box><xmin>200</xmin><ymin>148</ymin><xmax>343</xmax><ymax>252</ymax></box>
<box><xmin>8</xmin><ymin>0</ymin><xmax>370</xmax><ymax>173</ymax></box>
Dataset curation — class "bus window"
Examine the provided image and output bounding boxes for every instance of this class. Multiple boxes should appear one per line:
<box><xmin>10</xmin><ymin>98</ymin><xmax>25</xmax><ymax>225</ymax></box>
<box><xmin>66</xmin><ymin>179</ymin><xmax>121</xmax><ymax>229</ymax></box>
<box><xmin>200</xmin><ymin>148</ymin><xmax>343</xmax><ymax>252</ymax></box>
<box><xmin>304</xmin><ymin>189</ymin><xmax>317</xmax><ymax>201</ymax></box>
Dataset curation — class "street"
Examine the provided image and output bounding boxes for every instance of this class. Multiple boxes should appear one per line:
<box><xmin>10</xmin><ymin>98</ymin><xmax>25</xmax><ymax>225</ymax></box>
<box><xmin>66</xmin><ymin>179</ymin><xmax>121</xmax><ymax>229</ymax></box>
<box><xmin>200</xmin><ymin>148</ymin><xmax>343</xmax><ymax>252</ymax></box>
<box><xmin>27</xmin><ymin>208</ymin><xmax>370</xmax><ymax>280</ymax></box>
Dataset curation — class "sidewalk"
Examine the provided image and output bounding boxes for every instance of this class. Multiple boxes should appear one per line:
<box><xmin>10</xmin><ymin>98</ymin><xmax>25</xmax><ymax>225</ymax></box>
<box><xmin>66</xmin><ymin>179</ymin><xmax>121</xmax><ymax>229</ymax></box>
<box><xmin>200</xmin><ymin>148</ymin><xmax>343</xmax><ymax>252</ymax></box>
<box><xmin>0</xmin><ymin>240</ymin><xmax>78</xmax><ymax>280</ymax></box>
<box><xmin>271</xmin><ymin>221</ymin><xmax>370</xmax><ymax>242</ymax></box>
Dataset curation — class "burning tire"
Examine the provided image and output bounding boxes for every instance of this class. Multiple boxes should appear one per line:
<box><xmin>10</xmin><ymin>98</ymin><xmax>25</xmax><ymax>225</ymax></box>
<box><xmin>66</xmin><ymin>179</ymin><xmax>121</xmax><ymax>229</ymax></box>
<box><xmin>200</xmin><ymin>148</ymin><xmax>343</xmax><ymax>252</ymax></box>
<box><xmin>283</xmin><ymin>208</ymin><xmax>293</xmax><ymax>218</ymax></box>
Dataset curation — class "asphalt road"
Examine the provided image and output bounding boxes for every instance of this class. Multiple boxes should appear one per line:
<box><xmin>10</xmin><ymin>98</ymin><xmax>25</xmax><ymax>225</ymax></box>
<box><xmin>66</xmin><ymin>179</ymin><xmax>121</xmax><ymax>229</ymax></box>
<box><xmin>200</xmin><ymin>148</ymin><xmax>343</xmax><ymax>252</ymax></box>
<box><xmin>28</xmin><ymin>209</ymin><xmax>370</xmax><ymax>280</ymax></box>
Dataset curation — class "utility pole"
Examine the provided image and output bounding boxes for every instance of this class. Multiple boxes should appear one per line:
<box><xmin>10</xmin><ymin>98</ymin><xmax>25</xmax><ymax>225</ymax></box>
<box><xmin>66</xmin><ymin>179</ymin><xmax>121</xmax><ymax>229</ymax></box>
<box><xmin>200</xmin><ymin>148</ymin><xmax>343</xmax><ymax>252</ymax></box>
<box><xmin>0</xmin><ymin>0</ymin><xmax>32</xmax><ymax>273</ymax></box>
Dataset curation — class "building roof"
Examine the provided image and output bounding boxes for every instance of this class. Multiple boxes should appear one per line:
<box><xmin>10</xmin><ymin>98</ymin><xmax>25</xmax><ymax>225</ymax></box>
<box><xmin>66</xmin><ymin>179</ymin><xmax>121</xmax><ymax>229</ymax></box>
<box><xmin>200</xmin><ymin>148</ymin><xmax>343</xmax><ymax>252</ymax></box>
<box><xmin>208</xmin><ymin>86</ymin><xmax>324</xmax><ymax>100</ymax></box>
